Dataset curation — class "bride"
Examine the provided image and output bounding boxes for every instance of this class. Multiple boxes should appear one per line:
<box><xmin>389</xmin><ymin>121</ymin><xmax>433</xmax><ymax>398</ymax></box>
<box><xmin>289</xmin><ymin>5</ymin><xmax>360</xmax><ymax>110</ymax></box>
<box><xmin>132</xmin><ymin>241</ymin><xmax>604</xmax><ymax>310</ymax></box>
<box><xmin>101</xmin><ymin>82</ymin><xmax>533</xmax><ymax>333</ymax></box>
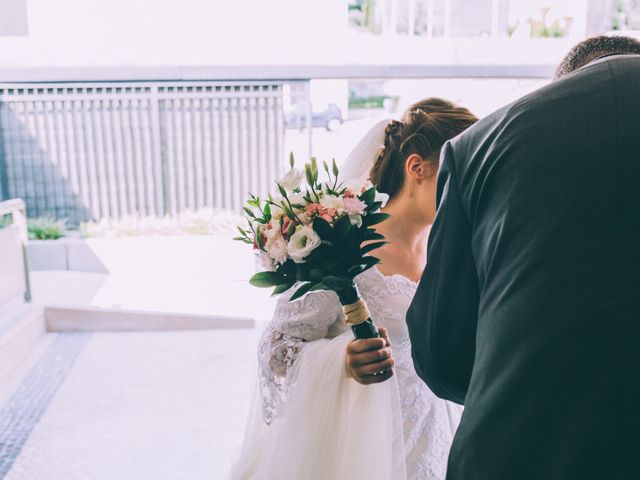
<box><xmin>228</xmin><ymin>98</ymin><xmax>478</xmax><ymax>480</ymax></box>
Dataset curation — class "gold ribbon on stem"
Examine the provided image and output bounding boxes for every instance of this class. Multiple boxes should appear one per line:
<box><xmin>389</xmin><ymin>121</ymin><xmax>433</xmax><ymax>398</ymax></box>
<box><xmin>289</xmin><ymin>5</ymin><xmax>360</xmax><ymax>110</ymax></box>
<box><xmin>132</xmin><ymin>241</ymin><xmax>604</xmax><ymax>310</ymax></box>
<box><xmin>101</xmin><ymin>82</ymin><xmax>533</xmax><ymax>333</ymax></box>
<box><xmin>342</xmin><ymin>298</ymin><xmax>370</xmax><ymax>326</ymax></box>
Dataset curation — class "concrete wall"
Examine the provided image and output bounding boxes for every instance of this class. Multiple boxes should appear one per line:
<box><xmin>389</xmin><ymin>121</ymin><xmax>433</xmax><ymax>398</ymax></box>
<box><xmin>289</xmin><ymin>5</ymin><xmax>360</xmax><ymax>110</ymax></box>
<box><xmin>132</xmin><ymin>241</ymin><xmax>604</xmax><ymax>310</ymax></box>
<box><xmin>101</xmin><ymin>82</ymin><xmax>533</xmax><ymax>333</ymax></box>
<box><xmin>0</xmin><ymin>225</ymin><xmax>26</xmax><ymax>306</ymax></box>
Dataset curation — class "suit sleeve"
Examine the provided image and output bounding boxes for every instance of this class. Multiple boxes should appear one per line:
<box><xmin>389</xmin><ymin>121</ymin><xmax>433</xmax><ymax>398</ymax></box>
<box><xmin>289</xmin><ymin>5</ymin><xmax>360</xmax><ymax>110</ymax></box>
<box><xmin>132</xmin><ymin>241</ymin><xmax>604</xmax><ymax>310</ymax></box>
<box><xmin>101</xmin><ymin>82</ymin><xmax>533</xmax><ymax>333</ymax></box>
<box><xmin>406</xmin><ymin>141</ymin><xmax>479</xmax><ymax>405</ymax></box>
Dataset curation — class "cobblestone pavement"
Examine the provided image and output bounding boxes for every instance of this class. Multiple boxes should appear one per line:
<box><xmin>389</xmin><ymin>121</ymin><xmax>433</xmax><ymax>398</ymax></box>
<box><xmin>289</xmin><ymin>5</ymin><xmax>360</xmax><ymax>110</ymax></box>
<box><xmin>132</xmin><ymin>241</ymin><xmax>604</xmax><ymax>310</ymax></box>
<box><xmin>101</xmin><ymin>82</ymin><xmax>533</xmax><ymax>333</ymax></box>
<box><xmin>0</xmin><ymin>328</ymin><xmax>260</xmax><ymax>480</ymax></box>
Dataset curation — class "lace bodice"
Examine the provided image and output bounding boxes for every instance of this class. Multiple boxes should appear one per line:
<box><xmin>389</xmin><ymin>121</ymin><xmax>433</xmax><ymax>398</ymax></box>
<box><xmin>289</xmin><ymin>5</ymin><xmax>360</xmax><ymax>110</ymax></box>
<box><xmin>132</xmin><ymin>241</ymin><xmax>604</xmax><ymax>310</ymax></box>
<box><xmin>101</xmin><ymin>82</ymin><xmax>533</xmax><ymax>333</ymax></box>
<box><xmin>258</xmin><ymin>267</ymin><xmax>460</xmax><ymax>479</ymax></box>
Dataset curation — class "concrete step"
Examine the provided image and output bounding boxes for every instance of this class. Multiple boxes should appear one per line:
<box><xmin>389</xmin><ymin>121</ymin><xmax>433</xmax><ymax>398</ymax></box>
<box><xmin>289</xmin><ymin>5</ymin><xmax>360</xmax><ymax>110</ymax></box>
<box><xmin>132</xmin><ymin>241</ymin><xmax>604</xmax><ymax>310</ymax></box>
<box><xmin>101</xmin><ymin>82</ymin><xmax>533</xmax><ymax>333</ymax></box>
<box><xmin>45</xmin><ymin>305</ymin><xmax>254</xmax><ymax>332</ymax></box>
<box><xmin>0</xmin><ymin>301</ymin><xmax>46</xmax><ymax>386</ymax></box>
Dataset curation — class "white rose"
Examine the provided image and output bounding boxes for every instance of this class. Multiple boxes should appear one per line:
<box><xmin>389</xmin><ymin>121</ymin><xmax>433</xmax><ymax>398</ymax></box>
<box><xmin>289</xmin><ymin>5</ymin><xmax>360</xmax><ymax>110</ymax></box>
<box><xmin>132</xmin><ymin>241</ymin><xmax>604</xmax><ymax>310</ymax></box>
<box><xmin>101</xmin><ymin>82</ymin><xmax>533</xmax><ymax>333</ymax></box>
<box><xmin>319</xmin><ymin>194</ymin><xmax>344</xmax><ymax>211</ymax></box>
<box><xmin>374</xmin><ymin>191</ymin><xmax>390</xmax><ymax>208</ymax></box>
<box><xmin>288</xmin><ymin>191</ymin><xmax>305</xmax><ymax>206</ymax></box>
<box><xmin>287</xmin><ymin>226</ymin><xmax>321</xmax><ymax>264</ymax></box>
<box><xmin>278</xmin><ymin>168</ymin><xmax>304</xmax><ymax>192</ymax></box>
<box><xmin>348</xmin><ymin>213</ymin><xmax>363</xmax><ymax>228</ymax></box>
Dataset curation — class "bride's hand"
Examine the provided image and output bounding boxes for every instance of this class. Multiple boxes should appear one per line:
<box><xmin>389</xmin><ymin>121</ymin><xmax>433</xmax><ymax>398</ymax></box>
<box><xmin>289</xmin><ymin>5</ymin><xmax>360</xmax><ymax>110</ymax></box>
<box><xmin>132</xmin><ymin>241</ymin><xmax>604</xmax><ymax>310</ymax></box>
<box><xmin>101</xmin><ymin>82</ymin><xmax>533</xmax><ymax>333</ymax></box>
<box><xmin>345</xmin><ymin>327</ymin><xmax>395</xmax><ymax>385</ymax></box>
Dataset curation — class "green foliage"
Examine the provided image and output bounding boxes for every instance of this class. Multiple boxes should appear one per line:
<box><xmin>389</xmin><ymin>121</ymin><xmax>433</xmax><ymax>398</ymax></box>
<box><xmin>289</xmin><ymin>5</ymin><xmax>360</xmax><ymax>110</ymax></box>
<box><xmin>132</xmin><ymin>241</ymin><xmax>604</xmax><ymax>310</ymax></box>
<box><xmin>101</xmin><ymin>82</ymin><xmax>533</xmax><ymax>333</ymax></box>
<box><xmin>349</xmin><ymin>95</ymin><xmax>397</xmax><ymax>109</ymax></box>
<box><xmin>28</xmin><ymin>216</ymin><xmax>67</xmax><ymax>240</ymax></box>
<box><xmin>0</xmin><ymin>214</ymin><xmax>11</xmax><ymax>229</ymax></box>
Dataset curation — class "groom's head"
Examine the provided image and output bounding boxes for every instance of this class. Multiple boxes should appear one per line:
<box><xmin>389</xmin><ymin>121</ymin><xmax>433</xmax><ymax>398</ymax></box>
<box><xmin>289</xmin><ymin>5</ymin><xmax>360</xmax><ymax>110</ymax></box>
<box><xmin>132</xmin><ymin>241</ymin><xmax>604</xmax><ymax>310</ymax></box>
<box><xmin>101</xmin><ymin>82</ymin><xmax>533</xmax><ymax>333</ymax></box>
<box><xmin>554</xmin><ymin>35</ymin><xmax>640</xmax><ymax>79</ymax></box>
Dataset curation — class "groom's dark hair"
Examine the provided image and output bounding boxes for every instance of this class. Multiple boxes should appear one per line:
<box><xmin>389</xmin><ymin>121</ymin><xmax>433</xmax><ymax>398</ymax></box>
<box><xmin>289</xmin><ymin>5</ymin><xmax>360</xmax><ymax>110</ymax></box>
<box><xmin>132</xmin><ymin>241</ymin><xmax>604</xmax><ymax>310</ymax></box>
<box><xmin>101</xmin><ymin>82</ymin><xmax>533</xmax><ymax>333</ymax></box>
<box><xmin>554</xmin><ymin>35</ymin><xmax>640</xmax><ymax>79</ymax></box>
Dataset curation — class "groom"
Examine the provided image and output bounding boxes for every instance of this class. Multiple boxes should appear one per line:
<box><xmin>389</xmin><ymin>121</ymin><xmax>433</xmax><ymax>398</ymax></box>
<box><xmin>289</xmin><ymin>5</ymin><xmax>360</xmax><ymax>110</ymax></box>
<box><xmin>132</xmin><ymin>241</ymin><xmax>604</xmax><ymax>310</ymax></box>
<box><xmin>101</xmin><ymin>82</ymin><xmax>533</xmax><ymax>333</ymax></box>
<box><xmin>347</xmin><ymin>36</ymin><xmax>640</xmax><ymax>479</ymax></box>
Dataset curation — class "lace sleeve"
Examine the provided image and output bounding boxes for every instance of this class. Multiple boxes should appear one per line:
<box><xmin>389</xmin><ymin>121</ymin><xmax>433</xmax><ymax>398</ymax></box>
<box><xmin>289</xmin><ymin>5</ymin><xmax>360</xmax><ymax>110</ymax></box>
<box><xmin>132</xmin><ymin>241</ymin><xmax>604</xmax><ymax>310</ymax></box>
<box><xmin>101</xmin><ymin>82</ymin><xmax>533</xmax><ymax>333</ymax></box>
<box><xmin>258</xmin><ymin>289</ymin><xmax>342</xmax><ymax>424</ymax></box>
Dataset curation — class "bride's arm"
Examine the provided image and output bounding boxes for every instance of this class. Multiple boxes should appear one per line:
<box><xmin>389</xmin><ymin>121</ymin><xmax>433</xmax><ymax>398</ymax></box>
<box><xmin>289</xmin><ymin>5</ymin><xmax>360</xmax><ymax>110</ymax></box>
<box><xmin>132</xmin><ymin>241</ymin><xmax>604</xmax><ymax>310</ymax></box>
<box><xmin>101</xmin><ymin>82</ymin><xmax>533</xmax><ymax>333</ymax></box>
<box><xmin>258</xmin><ymin>288</ymin><xmax>342</xmax><ymax>424</ymax></box>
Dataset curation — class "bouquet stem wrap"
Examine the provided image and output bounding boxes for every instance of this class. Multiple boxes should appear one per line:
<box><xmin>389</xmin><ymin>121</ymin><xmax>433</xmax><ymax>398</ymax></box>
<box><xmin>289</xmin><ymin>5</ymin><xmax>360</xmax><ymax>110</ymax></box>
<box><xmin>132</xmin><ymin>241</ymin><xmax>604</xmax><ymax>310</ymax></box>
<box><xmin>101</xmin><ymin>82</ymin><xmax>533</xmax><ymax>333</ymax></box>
<box><xmin>338</xmin><ymin>286</ymin><xmax>379</xmax><ymax>339</ymax></box>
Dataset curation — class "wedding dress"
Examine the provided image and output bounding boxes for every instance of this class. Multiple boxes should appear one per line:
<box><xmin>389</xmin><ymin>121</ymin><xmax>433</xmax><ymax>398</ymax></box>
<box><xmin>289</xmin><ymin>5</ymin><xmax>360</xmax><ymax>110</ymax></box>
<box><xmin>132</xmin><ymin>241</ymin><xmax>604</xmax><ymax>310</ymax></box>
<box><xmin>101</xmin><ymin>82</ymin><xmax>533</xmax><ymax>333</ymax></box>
<box><xmin>227</xmin><ymin>119</ymin><xmax>462</xmax><ymax>479</ymax></box>
<box><xmin>227</xmin><ymin>267</ymin><xmax>462</xmax><ymax>480</ymax></box>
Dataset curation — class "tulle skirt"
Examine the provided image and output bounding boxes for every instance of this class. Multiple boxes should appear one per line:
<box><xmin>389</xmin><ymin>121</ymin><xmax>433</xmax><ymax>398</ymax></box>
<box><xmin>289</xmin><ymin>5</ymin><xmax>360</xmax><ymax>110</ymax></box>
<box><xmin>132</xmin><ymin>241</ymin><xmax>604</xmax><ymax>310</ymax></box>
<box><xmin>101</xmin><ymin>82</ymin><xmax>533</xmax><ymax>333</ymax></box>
<box><xmin>227</xmin><ymin>332</ymin><xmax>407</xmax><ymax>480</ymax></box>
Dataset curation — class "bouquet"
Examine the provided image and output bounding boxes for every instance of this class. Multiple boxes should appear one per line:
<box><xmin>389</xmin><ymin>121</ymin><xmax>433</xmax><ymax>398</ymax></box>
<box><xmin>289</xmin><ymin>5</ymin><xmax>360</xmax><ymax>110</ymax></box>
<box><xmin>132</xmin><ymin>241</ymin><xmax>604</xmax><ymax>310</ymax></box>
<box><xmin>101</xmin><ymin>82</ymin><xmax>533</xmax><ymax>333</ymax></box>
<box><xmin>235</xmin><ymin>154</ymin><xmax>390</xmax><ymax>339</ymax></box>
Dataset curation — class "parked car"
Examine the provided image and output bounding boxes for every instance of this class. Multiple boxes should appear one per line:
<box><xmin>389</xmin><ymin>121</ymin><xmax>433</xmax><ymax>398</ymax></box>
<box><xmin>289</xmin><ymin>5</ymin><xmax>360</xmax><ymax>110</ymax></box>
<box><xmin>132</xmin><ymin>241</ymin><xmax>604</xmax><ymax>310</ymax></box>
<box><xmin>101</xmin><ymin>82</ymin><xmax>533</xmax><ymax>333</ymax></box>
<box><xmin>285</xmin><ymin>102</ymin><xmax>344</xmax><ymax>131</ymax></box>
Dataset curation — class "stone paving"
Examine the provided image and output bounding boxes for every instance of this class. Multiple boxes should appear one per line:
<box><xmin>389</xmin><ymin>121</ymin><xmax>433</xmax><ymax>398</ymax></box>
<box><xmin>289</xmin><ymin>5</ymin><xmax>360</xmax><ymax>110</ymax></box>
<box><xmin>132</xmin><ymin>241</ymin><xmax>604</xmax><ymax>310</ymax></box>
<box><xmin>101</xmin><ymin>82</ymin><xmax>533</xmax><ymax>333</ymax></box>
<box><xmin>0</xmin><ymin>328</ymin><xmax>260</xmax><ymax>480</ymax></box>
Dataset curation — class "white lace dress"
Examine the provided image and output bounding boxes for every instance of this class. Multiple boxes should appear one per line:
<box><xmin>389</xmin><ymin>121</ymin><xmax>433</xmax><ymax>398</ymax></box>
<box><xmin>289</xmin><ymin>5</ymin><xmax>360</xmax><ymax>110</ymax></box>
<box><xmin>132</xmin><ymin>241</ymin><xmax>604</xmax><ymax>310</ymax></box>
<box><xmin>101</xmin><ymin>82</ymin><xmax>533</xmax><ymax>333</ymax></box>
<box><xmin>228</xmin><ymin>267</ymin><xmax>462</xmax><ymax>480</ymax></box>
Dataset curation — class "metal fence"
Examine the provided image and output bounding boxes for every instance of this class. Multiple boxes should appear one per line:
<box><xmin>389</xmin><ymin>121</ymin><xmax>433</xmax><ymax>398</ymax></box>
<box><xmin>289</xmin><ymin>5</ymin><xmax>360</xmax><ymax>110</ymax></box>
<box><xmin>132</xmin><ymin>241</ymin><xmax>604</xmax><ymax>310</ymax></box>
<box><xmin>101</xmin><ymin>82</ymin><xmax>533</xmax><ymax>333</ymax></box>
<box><xmin>0</xmin><ymin>81</ymin><xmax>286</xmax><ymax>225</ymax></box>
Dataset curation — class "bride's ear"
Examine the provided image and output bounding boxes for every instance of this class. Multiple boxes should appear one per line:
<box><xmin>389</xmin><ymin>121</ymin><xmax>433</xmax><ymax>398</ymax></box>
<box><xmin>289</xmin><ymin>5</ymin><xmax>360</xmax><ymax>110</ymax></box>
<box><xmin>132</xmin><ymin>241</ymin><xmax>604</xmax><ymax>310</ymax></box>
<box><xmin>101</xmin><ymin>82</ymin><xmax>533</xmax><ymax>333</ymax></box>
<box><xmin>405</xmin><ymin>154</ymin><xmax>437</xmax><ymax>182</ymax></box>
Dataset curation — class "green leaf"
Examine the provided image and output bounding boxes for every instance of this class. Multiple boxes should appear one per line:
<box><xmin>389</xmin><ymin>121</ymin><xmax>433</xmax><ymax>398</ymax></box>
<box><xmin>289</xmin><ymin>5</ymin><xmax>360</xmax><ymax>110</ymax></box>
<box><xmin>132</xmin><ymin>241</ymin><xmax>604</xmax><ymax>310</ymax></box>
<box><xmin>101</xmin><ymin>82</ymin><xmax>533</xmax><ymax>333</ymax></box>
<box><xmin>361</xmin><ymin>256</ymin><xmax>381</xmax><ymax>267</ymax></box>
<box><xmin>287</xmin><ymin>221</ymin><xmax>297</xmax><ymax>237</ymax></box>
<box><xmin>359</xmin><ymin>256</ymin><xmax>381</xmax><ymax>274</ymax></box>
<box><xmin>309</xmin><ymin>268</ymin><xmax>326</xmax><ymax>281</ymax></box>
<box><xmin>363</xmin><ymin>231</ymin><xmax>385</xmax><ymax>242</ymax></box>
<box><xmin>309</xmin><ymin>282</ymin><xmax>327</xmax><ymax>292</ymax></box>
<box><xmin>278</xmin><ymin>259</ymin><xmax>297</xmax><ymax>277</ymax></box>
<box><xmin>243</xmin><ymin>207</ymin><xmax>256</xmax><ymax>219</ymax></box>
<box><xmin>304</xmin><ymin>243</ymin><xmax>330</xmax><ymax>263</ymax></box>
<box><xmin>321</xmin><ymin>275</ymin><xmax>353</xmax><ymax>291</ymax></box>
<box><xmin>312</xmin><ymin>217</ymin><xmax>334</xmax><ymax>241</ymax></box>
<box><xmin>282</xmin><ymin>203</ymin><xmax>295</xmax><ymax>220</ymax></box>
<box><xmin>264</xmin><ymin>202</ymin><xmax>271</xmax><ymax>221</ymax></box>
<box><xmin>363</xmin><ymin>212</ymin><xmax>391</xmax><ymax>227</ymax></box>
<box><xmin>323</xmin><ymin>160</ymin><xmax>330</xmax><ymax>175</ymax></box>
<box><xmin>272</xmin><ymin>282</ymin><xmax>294</xmax><ymax>296</ymax></box>
<box><xmin>305</xmin><ymin>164</ymin><xmax>314</xmax><ymax>189</ymax></box>
<box><xmin>249</xmin><ymin>271</ymin><xmax>284</xmax><ymax>288</ymax></box>
<box><xmin>334</xmin><ymin>215</ymin><xmax>352</xmax><ymax>242</ymax></box>
<box><xmin>247</xmin><ymin>199</ymin><xmax>258</xmax><ymax>208</ymax></box>
<box><xmin>255</xmin><ymin>231</ymin><xmax>265</xmax><ymax>249</ymax></box>
<box><xmin>277</xmin><ymin>183</ymin><xmax>288</xmax><ymax>199</ymax></box>
<box><xmin>359</xmin><ymin>187</ymin><xmax>376</xmax><ymax>205</ymax></box>
<box><xmin>289</xmin><ymin>151</ymin><xmax>295</xmax><ymax>168</ymax></box>
<box><xmin>290</xmin><ymin>282</ymin><xmax>315</xmax><ymax>301</ymax></box>
<box><xmin>332</xmin><ymin>158</ymin><xmax>339</xmax><ymax>177</ymax></box>
<box><xmin>361</xmin><ymin>241</ymin><xmax>388</xmax><ymax>255</ymax></box>
<box><xmin>347</xmin><ymin>264</ymin><xmax>364</xmax><ymax>276</ymax></box>
<box><xmin>366</xmin><ymin>201</ymin><xmax>383</xmax><ymax>212</ymax></box>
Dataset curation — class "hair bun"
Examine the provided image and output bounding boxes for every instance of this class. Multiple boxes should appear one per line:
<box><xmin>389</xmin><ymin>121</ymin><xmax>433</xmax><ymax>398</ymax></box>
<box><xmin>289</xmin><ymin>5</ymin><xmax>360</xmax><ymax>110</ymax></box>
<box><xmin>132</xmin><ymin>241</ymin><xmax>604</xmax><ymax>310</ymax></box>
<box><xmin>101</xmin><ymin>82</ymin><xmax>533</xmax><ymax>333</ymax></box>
<box><xmin>384</xmin><ymin>120</ymin><xmax>403</xmax><ymax>141</ymax></box>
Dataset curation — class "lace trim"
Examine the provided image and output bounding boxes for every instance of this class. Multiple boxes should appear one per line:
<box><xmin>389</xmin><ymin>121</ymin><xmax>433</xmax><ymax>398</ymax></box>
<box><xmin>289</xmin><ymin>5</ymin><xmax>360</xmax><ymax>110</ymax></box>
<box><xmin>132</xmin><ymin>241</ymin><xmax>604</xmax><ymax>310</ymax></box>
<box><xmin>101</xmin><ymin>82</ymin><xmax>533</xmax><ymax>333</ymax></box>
<box><xmin>258</xmin><ymin>323</ymin><xmax>306</xmax><ymax>425</ymax></box>
<box><xmin>356</xmin><ymin>267</ymin><xmax>418</xmax><ymax>324</ymax></box>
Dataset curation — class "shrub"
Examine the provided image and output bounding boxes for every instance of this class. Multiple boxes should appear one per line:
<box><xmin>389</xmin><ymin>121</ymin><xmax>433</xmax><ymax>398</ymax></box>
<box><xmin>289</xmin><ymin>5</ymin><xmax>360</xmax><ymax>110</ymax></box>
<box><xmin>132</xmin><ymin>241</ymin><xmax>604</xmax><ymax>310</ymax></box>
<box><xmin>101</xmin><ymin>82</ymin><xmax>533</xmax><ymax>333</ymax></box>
<box><xmin>80</xmin><ymin>208</ymin><xmax>243</xmax><ymax>237</ymax></box>
<box><xmin>27</xmin><ymin>216</ymin><xmax>68</xmax><ymax>240</ymax></box>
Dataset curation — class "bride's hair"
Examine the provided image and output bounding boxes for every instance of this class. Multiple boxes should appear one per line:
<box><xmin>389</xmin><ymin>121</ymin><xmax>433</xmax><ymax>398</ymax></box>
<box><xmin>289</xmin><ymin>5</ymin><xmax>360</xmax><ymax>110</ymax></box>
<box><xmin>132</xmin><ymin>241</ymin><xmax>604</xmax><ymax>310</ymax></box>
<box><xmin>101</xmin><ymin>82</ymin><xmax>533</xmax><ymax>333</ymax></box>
<box><xmin>370</xmin><ymin>98</ymin><xmax>477</xmax><ymax>199</ymax></box>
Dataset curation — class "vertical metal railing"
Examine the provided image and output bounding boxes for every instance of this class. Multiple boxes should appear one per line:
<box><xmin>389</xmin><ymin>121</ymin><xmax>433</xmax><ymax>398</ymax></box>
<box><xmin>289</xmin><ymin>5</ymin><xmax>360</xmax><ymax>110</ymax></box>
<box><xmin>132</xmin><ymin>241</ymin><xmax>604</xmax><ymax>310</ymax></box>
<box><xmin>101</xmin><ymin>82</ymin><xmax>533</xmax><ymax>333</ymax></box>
<box><xmin>0</xmin><ymin>81</ymin><xmax>287</xmax><ymax>225</ymax></box>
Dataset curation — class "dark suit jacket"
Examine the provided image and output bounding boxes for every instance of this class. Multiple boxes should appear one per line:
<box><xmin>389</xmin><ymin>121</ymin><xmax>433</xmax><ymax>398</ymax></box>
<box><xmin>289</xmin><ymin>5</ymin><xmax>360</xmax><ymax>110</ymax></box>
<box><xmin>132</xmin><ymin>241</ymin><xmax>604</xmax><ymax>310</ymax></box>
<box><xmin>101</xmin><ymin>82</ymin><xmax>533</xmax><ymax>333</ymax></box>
<box><xmin>407</xmin><ymin>55</ymin><xmax>640</xmax><ymax>480</ymax></box>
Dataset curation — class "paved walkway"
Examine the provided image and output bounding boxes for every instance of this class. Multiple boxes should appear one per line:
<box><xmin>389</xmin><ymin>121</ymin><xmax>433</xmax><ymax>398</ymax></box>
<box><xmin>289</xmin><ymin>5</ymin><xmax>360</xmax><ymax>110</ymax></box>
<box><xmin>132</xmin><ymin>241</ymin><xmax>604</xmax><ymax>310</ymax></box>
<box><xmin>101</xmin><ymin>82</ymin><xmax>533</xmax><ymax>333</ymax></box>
<box><xmin>0</xmin><ymin>329</ymin><xmax>259</xmax><ymax>480</ymax></box>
